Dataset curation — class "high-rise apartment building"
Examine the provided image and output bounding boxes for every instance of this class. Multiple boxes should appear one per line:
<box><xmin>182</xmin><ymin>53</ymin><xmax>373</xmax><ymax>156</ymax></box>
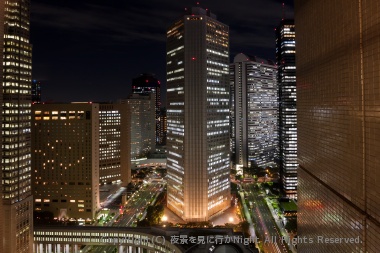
<box><xmin>2</xmin><ymin>0</ymin><xmax>33</xmax><ymax>252</ymax></box>
<box><xmin>99</xmin><ymin>103</ymin><xmax>131</xmax><ymax>184</ymax></box>
<box><xmin>132</xmin><ymin>73</ymin><xmax>164</xmax><ymax>145</ymax></box>
<box><xmin>32</xmin><ymin>103</ymin><xmax>100</xmax><ymax>220</ymax></box>
<box><xmin>275</xmin><ymin>19</ymin><xmax>297</xmax><ymax>198</ymax></box>
<box><xmin>120</xmin><ymin>94</ymin><xmax>155</xmax><ymax>159</ymax></box>
<box><xmin>296</xmin><ymin>1</ymin><xmax>380</xmax><ymax>252</ymax></box>
<box><xmin>166</xmin><ymin>6</ymin><xmax>231</xmax><ymax>221</ymax></box>
<box><xmin>230</xmin><ymin>53</ymin><xmax>278</xmax><ymax>169</ymax></box>
<box><xmin>32</xmin><ymin>79</ymin><xmax>42</xmax><ymax>103</ymax></box>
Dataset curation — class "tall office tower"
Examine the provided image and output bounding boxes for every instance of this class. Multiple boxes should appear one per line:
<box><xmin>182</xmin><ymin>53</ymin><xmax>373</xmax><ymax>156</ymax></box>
<box><xmin>230</xmin><ymin>53</ymin><xmax>278</xmax><ymax>168</ymax></box>
<box><xmin>32</xmin><ymin>79</ymin><xmax>42</xmax><ymax>103</ymax></box>
<box><xmin>0</xmin><ymin>0</ymin><xmax>4</xmax><ymax>250</ymax></box>
<box><xmin>2</xmin><ymin>0</ymin><xmax>33</xmax><ymax>252</ymax></box>
<box><xmin>166</xmin><ymin>6</ymin><xmax>231</xmax><ymax>221</ymax></box>
<box><xmin>160</xmin><ymin>107</ymin><xmax>167</xmax><ymax>145</ymax></box>
<box><xmin>99</xmin><ymin>103</ymin><xmax>131</xmax><ymax>184</ymax></box>
<box><xmin>132</xmin><ymin>73</ymin><xmax>163</xmax><ymax>145</ymax></box>
<box><xmin>275</xmin><ymin>19</ymin><xmax>297</xmax><ymax>198</ymax></box>
<box><xmin>32</xmin><ymin>103</ymin><xmax>100</xmax><ymax>220</ymax></box>
<box><xmin>296</xmin><ymin>1</ymin><xmax>380</xmax><ymax>251</ymax></box>
<box><xmin>120</xmin><ymin>94</ymin><xmax>155</xmax><ymax>159</ymax></box>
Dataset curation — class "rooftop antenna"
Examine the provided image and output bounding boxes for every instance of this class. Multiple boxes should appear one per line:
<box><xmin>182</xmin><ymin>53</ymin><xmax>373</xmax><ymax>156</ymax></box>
<box><xmin>282</xmin><ymin>2</ymin><xmax>285</xmax><ymax>20</ymax></box>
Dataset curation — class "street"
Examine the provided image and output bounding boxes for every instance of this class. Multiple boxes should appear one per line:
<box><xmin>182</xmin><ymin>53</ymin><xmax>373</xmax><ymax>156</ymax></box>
<box><xmin>243</xmin><ymin>184</ymin><xmax>290</xmax><ymax>253</ymax></box>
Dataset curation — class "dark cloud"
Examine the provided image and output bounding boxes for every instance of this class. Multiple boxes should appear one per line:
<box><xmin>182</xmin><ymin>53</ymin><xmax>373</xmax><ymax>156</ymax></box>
<box><xmin>31</xmin><ymin>0</ymin><xmax>294</xmax><ymax>103</ymax></box>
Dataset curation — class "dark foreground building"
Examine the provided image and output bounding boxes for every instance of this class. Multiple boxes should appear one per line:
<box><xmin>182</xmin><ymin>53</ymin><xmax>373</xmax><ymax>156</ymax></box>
<box><xmin>296</xmin><ymin>0</ymin><xmax>380</xmax><ymax>252</ymax></box>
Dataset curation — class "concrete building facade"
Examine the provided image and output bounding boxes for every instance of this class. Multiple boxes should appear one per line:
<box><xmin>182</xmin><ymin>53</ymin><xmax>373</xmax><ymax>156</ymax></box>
<box><xmin>121</xmin><ymin>94</ymin><xmax>155</xmax><ymax>159</ymax></box>
<box><xmin>99</xmin><ymin>103</ymin><xmax>131</xmax><ymax>184</ymax></box>
<box><xmin>230</xmin><ymin>53</ymin><xmax>278</xmax><ymax>169</ymax></box>
<box><xmin>32</xmin><ymin>103</ymin><xmax>100</xmax><ymax>220</ymax></box>
<box><xmin>166</xmin><ymin>6</ymin><xmax>231</xmax><ymax>221</ymax></box>
<box><xmin>2</xmin><ymin>0</ymin><xmax>33</xmax><ymax>252</ymax></box>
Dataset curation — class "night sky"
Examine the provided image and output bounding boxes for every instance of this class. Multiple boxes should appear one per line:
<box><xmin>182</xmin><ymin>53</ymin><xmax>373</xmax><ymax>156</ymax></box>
<box><xmin>31</xmin><ymin>0</ymin><xmax>294</xmax><ymax>104</ymax></box>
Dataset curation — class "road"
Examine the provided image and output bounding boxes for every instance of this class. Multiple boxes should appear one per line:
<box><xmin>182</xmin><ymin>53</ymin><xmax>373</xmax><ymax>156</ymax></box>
<box><xmin>114</xmin><ymin>182</ymin><xmax>163</xmax><ymax>227</ymax></box>
<box><xmin>82</xmin><ymin>181</ymin><xmax>164</xmax><ymax>253</ymax></box>
<box><xmin>243</xmin><ymin>184</ymin><xmax>289</xmax><ymax>253</ymax></box>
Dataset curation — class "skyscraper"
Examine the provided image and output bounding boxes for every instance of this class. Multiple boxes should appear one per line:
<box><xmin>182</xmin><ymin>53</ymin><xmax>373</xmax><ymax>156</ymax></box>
<box><xmin>230</xmin><ymin>53</ymin><xmax>278</xmax><ymax>169</ymax></box>
<box><xmin>166</xmin><ymin>5</ymin><xmax>230</xmax><ymax>221</ymax></box>
<box><xmin>121</xmin><ymin>94</ymin><xmax>155</xmax><ymax>159</ymax></box>
<box><xmin>99</xmin><ymin>103</ymin><xmax>131</xmax><ymax>184</ymax></box>
<box><xmin>2</xmin><ymin>0</ymin><xmax>33</xmax><ymax>252</ymax></box>
<box><xmin>0</xmin><ymin>0</ymin><xmax>4</xmax><ymax>250</ymax></box>
<box><xmin>132</xmin><ymin>73</ymin><xmax>164</xmax><ymax>145</ymax></box>
<box><xmin>32</xmin><ymin>103</ymin><xmax>100</xmax><ymax>220</ymax></box>
<box><xmin>32</xmin><ymin>79</ymin><xmax>42</xmax><ymax>103</ymax></box>
<box><xmin>275</xmin><ymin>19</ymin><xmax>297</xmax><ymax>198</ymax></box>
<box><xmin>296</xmin><ymin>0</ymin><xmax>380</xmax><ymax>252</ymax></box>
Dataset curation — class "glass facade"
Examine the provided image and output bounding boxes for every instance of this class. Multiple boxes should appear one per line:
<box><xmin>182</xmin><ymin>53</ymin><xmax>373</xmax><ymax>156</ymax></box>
<box><xmin>296</xmin><ymin>0</ymin><xmax>380</xmax><ymax>251</ymax></box>
<box><xmin>275</xmin><ymin>19</ymin><xmax>297</xmax><ymax>198</ymax></box>
<box><xmin>32</xmin><ymin>80</ymin><xmax>42</xmax><ymax>103</ymax></box>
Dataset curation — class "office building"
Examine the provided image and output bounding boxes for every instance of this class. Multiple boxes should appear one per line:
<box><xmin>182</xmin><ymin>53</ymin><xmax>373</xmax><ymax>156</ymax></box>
<box><xmin>166</xmin><ymin>5</ymin><xmax>231</xmax><ymax>221</ymax></box>
<box><xmin>132</xmin><ymin>73</ymin><xmax>164</xmax><ymax>145</ymax></box>
<box><xmin>230</xmin><ymin>53</ymin><xmax>278</xmax><ymax>169</ymax></box>
<box><xmin>32</xmin><ymin>103</ymin><xmax>100</xmax><ymax>220</ymax></box>
<box><xmin>160</xmin><ymin>107</ymin><xmax>167</xmax><ymax>145</ymax></box>
<box><xmin>120</xmin><ymin>94</ymin><xmax>155</xmax><ymax>159</ymax></box>
<box><xmin>275</xmin><ymin>19</ymin><xmax>297</xmax><ymax>198</ymax></box>
<box><xmin>296</xmin><ymin>0</ymin><xmax>380</xmax><ymax>252</ymax></box>
<box><xmin>0</xmin><ymin>0</ymin><xmax>4</xmax><ymax>250</ymax></box>
<box><xmin>32</xmin><ymin>80</ymin><xmax>42</xmax><ymax>103</ymax></box>
<box><xmin>99</xmin><ymin>103</ymin><xmax>131</xmax><ymax>184</ymax></box>
<box><xmin>2</xmin><ymin>0</ymin><xmax>33</xmax><ymax>252</ymax></box>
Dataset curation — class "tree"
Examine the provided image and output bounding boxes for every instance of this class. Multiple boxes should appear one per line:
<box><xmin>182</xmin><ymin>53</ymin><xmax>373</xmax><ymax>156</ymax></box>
<box><xmin>144</xmin><ymin>204</ymin><xmax>165</xmax><ymax>225</ymax></box>
<box><xmin>285</xmin><ymin>218</ymin><xmax>297</xmax><ymax>233</ymax></box>
<box><xmin>240</xmin><ymin>221</ymin><xmax>250</xmax><ymax>237</ymax></box>
<box><xmin>136</xmin><ymin>219</ymin><xmax>150</xmax><ymax>227</ymax></box>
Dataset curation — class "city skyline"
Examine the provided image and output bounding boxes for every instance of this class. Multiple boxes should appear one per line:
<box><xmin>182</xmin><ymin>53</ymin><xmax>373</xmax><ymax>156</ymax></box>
<box><xmin>6</xmin><ymin>0</ymin><xmax>380</xmax><ymax>252</ymax></box>
<box><xmin>31</xmin><ymin>0</ymin><xmax>294</xmax><ymax>103</ymax></box>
